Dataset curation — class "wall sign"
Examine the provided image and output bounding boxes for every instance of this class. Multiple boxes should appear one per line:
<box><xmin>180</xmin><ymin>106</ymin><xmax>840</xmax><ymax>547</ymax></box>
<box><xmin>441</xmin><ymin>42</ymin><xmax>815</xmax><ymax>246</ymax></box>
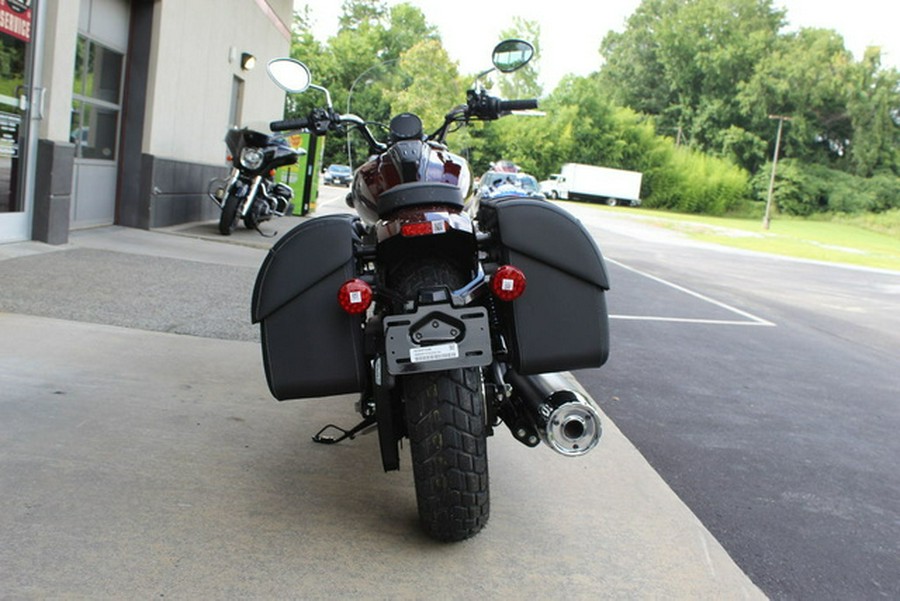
<box><xmin>0</xmin><ymin>0</ymin><xmax>32</xmax><ymax>42</ymax></box>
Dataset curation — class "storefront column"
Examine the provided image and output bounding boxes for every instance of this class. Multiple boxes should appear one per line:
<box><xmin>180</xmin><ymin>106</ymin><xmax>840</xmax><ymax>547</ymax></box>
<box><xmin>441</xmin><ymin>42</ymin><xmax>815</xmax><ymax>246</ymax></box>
<box><xmin>31</xmin><ymin>139</ymin><xmax>74</xmax><ymax>244</ymax></box>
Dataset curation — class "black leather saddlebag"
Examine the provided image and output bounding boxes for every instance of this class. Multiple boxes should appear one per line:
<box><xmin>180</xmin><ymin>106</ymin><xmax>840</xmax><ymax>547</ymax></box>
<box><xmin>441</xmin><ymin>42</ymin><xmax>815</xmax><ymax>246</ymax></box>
<box><xmin>479</xmin><ymin>198</ymin><xmax>610</xmax><ymax>375</ymax></box>
<box><xmin>251</xmin><ymin>215</ymin><xmax>367</xmax><ymax>400</ymax></box>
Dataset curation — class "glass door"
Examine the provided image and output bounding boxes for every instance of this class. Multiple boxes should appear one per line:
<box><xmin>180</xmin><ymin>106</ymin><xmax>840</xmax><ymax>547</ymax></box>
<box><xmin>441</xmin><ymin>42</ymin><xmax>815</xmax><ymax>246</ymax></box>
<box><xmin>0</xmin><ymin>0</ymin><xmax>33</xmax><ymax>242</ymax></box>
<box><xmin>69</xmin><ymin>34</ymin><xmax>124</xmax><ymax>228</ymax></box>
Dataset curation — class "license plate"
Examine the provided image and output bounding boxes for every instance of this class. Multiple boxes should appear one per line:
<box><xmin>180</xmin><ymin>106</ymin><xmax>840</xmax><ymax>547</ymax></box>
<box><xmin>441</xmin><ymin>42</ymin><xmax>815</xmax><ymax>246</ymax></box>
<box><xmin>410</xmin><ymin>343</ymin><xmax>459</xmax><ymax>363</ymax></box>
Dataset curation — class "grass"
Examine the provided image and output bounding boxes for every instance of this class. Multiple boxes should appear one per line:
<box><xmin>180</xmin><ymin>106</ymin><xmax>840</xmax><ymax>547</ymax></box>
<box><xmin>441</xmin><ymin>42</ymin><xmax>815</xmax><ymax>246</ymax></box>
<box><xmin>589</xmin><ymin>206</ymin><xmax>900</xmax><ymax>271</ymax></box>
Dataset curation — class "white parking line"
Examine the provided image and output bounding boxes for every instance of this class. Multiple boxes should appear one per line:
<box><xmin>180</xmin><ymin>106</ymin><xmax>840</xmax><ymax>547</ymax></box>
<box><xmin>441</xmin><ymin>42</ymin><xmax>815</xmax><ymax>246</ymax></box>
<box><xmin>607</xmin><ymin>258</ymin><xmax>776</xmax><ymax>327</ymax></box>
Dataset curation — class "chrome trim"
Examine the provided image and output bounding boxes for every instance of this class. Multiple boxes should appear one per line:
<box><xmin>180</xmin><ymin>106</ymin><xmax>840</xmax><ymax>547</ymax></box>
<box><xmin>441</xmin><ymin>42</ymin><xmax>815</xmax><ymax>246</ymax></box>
<box><xmin>239</xmin><ymin>175</ymin><xmax>263</xmax><ymax>217</ymax></box>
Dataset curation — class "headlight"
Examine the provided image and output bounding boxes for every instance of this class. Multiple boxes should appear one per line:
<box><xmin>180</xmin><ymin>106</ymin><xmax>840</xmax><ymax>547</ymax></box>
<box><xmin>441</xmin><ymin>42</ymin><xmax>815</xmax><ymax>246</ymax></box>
<box><xmin>240</xmin><ymin>147</ymin><xmax>264</xmax><ymax>170</ymax></box>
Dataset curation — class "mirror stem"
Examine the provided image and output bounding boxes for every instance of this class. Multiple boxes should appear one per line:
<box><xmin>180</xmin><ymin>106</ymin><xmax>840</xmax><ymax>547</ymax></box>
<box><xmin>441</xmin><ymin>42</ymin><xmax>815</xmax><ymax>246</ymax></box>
<box><xmin>310</xmin><ymin>84</ymin><xmax>333</xmax><ymax>110</ymax></box>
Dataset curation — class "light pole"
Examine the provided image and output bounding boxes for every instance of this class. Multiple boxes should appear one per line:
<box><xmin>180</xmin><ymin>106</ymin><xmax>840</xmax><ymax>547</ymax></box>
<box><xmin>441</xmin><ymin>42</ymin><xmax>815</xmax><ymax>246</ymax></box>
<box><xmin>346</xmin><ymin>58</ymin><xmax>399</xmax><ymax>169</ymax></box>
<box><xmin>763</xmin><ymin>114</ymin><xmax>792</xmax><ymax>230</ymax></box>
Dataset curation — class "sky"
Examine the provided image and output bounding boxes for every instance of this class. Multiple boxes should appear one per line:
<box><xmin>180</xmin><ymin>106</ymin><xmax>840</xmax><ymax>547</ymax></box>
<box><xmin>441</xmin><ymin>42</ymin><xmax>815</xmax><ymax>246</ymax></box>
<box><xmin>293</xmin><ymin>0</ymin><xmax>900</xmax><ymax>92</ymax></box>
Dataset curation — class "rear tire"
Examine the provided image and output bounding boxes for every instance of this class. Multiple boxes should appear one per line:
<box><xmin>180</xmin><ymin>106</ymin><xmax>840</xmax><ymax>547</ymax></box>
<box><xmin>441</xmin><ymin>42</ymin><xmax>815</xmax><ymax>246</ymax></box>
<box><xmin>403</xmin><ymin>368</ymin><xmax>489</xmax><ymax>541</ymax></box>
<box><xmin>394</xmin><ymin>258</ymin><xmax>489</xmax><ymax>541</ymax></box>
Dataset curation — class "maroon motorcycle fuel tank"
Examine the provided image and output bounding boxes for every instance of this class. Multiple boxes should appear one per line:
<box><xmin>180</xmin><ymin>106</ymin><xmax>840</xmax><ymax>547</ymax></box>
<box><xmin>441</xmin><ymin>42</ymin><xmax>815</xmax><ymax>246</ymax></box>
<box><xmin>350</xmin><ymin>139</ymin><xmax>473</xmax><ymax>225</ymax></box>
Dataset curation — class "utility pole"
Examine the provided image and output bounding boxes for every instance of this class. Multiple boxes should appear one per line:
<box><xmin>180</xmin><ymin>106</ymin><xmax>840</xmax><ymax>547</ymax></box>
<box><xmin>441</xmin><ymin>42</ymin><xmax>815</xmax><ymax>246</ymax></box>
<box><xmin>763</xmin><ymin>115</ymin><xmax>792</xmax><ymax>230</ymax></box>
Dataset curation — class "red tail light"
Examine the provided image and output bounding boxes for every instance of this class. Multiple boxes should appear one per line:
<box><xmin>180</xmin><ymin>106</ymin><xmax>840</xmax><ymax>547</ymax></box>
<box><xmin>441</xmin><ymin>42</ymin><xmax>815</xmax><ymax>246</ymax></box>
<box><xmin>337</xmin><ymin>279</ymin><xmax>372</xmax><ymax>314</ymax></box>
<box><xmin>401</xmin><ymin>219</ymin><xmax>447</xmax><ymax>237</ymax></box>
<box><xmin>491</xmin><ymin>265</ymin><xmax>526</xmax><ymax>301</ymax></box>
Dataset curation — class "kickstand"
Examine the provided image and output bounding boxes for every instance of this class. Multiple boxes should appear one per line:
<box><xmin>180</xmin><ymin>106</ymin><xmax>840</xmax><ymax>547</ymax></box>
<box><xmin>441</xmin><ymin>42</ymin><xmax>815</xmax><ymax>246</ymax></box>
<box><xmin>254</xmin><ymin>225</ymin><xmax>277</xmax><ymax>238</ymax></box>
<box><xmin>312</xmin><ymin>416</ymin><xmax>376</xmax><ymax>445</ymax></box>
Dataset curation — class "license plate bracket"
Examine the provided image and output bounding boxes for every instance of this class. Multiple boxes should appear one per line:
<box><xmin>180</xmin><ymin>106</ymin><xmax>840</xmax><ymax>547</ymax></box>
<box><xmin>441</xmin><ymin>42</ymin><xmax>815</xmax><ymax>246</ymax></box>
<box><xmin>384</xmin><ymin>305</ymin><xmax>491</xmax><ymax>375</ymax></box>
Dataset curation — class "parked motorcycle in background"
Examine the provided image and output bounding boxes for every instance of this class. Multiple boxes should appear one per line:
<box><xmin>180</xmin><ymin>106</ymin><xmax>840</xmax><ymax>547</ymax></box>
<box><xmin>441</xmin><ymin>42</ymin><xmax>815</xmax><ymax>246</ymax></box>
<box><xmin>207</xmin><ymin>128</ymin><xmax>303</xmax><ymax>235</ymax></box>
<box><xmin>252</xmin><ymin>40</ymin><xmax>611</xmax><ymax>541</ymax></box>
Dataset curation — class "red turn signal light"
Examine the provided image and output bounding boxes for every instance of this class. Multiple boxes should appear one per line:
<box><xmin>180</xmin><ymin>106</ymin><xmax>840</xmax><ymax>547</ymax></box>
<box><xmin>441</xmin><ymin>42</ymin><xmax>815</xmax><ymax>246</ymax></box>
<box><xmin>491</xmin><ymin>265</ymin><xmax>526</xmax><ymax>301</ymax></box>
<box><xmin>337</xmin><ymin>279</ymin><xmax>373</xmax><ymax>314</ymax></box>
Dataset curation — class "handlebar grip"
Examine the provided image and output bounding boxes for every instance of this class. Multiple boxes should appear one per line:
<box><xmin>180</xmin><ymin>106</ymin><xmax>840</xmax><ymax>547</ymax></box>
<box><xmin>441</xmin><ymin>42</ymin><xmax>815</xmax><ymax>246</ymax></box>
<box><xmin>498</xmin><ymin>99</ymin><xmax>539</xmax><ymax>112</ymax></box>
<box><xmin>270</xmin><ymin>117</ymin><xmax>310</xmax><ymax>132</ymax></box>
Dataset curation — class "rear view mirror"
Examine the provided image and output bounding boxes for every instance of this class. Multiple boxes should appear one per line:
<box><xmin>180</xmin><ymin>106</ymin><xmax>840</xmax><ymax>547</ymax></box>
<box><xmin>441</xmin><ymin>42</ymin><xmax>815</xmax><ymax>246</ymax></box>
<box><xmin>266</xmin><ymin>58</ymin><xmax>311</xmax><ymax>93</ymax></box>
<box><xmin>492</xmin><ymin>39</ymin><xmax>534</xmax><ymax>73</ymax></box>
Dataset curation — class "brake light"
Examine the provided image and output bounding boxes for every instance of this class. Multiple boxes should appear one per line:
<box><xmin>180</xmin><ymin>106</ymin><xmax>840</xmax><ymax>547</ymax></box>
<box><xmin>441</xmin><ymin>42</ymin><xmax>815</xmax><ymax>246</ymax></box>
<box><xmin>491</xmin><ymin>265</ymin><xmax>526</xmax><ymax>301</ymax></box>
<box><xmin>337</xmin><ymin>279</ymin><xmax>373</xmax><ymax>314</ymax></box>
<box><xmin>401</xmin><ymin>219</ymin><xmax>447</xmax><ymax>237</ymax></box>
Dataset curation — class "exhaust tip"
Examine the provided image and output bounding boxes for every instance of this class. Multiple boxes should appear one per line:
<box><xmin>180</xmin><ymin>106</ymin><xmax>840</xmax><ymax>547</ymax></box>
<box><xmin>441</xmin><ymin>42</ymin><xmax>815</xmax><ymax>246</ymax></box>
<box><xmin>545</xmin><ymin>399</ymin><xmax>602</xmax><ymax>456</ymax></box>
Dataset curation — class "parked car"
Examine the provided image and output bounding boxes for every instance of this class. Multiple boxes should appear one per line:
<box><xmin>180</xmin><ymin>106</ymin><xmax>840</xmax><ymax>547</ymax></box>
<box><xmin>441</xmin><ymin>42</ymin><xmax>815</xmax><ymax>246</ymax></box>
<box><xmin>323</xmin><ymin>164</ymin><xmax>352</xmax><ymax>186</ymax></box>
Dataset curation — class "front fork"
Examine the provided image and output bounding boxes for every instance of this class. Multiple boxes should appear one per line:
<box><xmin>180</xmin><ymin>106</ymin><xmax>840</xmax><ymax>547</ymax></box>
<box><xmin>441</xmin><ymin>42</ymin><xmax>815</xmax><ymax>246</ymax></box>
<box><xmin>239</xmin><ymin>175</ymin><xmax>264</xmax><ymax>217</ymax></box>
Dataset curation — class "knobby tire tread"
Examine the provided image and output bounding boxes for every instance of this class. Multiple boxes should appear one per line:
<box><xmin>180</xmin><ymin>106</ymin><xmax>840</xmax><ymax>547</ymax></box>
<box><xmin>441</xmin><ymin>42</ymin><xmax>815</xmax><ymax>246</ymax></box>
<box><xmin>404</xmin><ymin>368</ymin><xmax>489</xmax><ymax>542</ymax></box>
<box><xmin>395</xmin><ymin>258</ymin><xmax>490</xmax><ymax>542</ymax></box>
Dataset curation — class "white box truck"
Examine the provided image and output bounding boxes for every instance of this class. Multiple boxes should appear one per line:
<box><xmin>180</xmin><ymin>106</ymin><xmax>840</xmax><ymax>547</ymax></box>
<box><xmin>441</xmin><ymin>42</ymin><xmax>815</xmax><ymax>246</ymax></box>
<box><xmin>540</xmin><ymin>163</ymin><xmax>643</xmax><ymax>206</ymax></box>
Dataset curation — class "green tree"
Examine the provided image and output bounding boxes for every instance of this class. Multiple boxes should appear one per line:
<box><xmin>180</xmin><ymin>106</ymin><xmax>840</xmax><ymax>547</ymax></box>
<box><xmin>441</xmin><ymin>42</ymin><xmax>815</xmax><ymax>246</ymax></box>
<box><xmin>0</xmin><ymin>34</ymin><xmax>25</xmax><ymax>97</ymax></box>
<box><xmin>289</xmin><ymin>1</ymin><xmax>448</xmax><ymax>166</ymax></box>
<box><xmin>737</xmin><ymin>28</ymin><xmax>854</xmax><ymax>167</ymax></box>
<box><xmin>497</xmin><ymin>18</ymin><xmax>543</xmax><ymax>99</ymax></box>
<box><xmin>391</xmin><ymin>39</ymin><xmax>461</xmax><ymax>132</ymax></box>
<box><xmin>845</xmin><ymin>48</ymin><xmax>900</xmax><ymax>176</ymax></box>
<box><xmin>488</xmin><ymin>73</ymin><xmax>749</xmax><ymax>215</ymax></box>
<box><xmin>384</xmin><ymin>3</ymin><xmax>439</xmax><ymax>59</ymax></box>
<box><xmin>599</xmin><ymin>0</ymin><xmax>784</xmax><ymax>161</ymax></box>
<box><xmin>337</xmin><ymin>0</ymin><xmax>386</xmax><ymax>31</ymax></box>
<box><xmin>600</xmin><ymin>0</ymin><xmax>900</xmax><ymax>187</ymax></box>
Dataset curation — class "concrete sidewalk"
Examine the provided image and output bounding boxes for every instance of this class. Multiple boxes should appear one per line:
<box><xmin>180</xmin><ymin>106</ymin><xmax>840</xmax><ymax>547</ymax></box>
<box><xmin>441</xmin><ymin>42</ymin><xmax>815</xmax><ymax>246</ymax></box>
<box><xmin>0</xmin><ymin>224</ymin><xmax>764</xmax><ymax>599</ymax></box>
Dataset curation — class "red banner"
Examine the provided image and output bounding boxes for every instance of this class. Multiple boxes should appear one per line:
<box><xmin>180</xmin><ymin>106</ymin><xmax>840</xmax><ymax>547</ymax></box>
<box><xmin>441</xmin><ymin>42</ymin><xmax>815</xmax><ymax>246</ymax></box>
<box><xmin>0</xmin><ymin>0</ymin><xmax>32</xmax><ymax>43</ymax></box>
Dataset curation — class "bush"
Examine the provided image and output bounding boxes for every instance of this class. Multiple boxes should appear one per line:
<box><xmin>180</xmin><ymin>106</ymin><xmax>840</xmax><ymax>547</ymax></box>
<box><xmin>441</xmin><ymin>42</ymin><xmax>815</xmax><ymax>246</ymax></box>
<box><xmin>861</xmin><ymin>174</ymin><xmax>900</xmax><ymax>212</ymax></box>
<box><xmin>751</xmin><ymin>160</ymin><xmax>900</xmax><ymax>215</ymax></box>
<box><xmin>750</xmin><ymin>160</ymin><xmax>816</xmax><ymax>216</ymax></box>
<box><xmin>643</xmin><ymin>145</ymin><xmax>750</xmax><ymax>215</ymax></box>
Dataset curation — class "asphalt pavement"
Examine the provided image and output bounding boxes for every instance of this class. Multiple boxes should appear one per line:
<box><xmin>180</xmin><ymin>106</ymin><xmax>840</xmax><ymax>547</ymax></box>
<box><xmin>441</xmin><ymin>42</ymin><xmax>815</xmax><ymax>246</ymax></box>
<box><xmin>562</xmin><ymin>201</ymin><xmax>900</xmax><ymax>600</ymax></box>
<box><xmin>0</xmin><ymin>195</ymin><xmax>764</xmax><ymax>598</ymax></box>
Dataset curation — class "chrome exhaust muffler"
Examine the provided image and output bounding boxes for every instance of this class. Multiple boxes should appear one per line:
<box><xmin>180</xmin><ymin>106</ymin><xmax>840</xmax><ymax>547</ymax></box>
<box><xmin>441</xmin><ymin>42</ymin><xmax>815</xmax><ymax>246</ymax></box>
<box><xmin>505</xmin><ymin>371</ymin><xmax>603</xmax><ymax>456</ymax></box>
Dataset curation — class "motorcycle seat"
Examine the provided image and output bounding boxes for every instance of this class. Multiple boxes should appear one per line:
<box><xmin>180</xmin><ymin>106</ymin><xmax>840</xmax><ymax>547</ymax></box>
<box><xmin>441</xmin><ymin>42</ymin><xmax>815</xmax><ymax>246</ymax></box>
<box><xmin>377</xmin><ymin>182</ymin><xmax>464</xmax><ymax>218</ymax></box>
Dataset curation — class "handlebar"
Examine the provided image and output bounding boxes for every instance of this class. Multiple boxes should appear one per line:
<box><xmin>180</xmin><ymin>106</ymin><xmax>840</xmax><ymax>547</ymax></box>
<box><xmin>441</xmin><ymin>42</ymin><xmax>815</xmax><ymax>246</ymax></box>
<box><xmin>270</xmin><ymin>117</ymin><xmax>310</xmax><ymax>132</ymax></box>
<box><xmin>270</xmin><ymin>93</ymin><xmax>539</xmax><ymax>150</ymax></box>
<box><xmin>498</xmin><ymin>99</ymin><xmax>539</xmax><ymax>112</ymax></box>
<box><xmin>464</xmin><ymin>90</ymin><xmax>539</xmax><ymax>122</ymax></box>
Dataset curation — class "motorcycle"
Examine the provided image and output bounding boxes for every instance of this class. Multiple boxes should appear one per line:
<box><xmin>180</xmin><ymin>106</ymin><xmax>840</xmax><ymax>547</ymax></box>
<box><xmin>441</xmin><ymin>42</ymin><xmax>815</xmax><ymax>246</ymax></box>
<box><xmin>207</xmin><ymin>127</ymin><xmax>303</xmax><ymax>235</ymax></box>
<box><xmin>251</xmin><ymin>40</ymin><xmax>611</xmax><ymax>541</ymax></box>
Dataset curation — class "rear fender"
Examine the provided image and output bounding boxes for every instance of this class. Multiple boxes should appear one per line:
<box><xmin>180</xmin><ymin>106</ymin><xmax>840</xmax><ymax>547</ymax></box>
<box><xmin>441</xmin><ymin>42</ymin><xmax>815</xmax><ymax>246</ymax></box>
<box><xmin>375</xmin><ymin>205</ymin><xmax>474</xmax><ymax>243</ymax></box>
<box><xmin>375</xmin><ymin>205</ymin><xmax>479</xmax><ymax>285</ymax></box>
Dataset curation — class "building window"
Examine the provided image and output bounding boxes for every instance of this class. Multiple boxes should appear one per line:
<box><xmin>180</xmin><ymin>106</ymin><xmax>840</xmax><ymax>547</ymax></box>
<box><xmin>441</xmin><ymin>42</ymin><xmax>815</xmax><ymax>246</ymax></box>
<box><xmin>71</xmin><ymin>35</ymin><xmax>123</xmax><ymax>160</ymax></box>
